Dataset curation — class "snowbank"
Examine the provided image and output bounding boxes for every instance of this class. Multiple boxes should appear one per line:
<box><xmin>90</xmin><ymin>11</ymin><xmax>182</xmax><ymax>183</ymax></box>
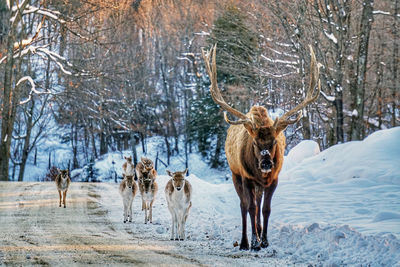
<box><xmin>94</xmin><ymin>127</ymin><xmax>400</xmax><ymax>266</ymax></box>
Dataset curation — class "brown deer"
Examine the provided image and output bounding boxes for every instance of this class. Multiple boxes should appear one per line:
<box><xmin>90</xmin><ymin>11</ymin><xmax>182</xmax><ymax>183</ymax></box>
<box><xmin>55</xmin><ymin>169</ymin><xmax>71</xmax><ymax>208</ymax></box>
<box><xmin>119</xmin><ymin>174</ymin><xmax>138</xmax><ymax>223</ymax></box>
<box><xmin>136</xmin><ymin>157</ymin><xmax>158</xmax><ymax>224</ymax></box>
<box><xmin>122</xmin><ymin>156</ymin><xmax>135</xmax><ymax>179</ymax></box>
<box><xmin>165</xmin><ymin>168</ymin><xmax>192</xmax><ymax>240</ymax></box>
<box><xmin>202</xmin><ymin>45</ymin><xmax>320</xmax><ymax>250</ymax></box>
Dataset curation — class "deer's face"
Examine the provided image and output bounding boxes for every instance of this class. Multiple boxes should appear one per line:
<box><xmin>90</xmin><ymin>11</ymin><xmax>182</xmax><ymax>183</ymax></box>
<box><xmin>124</xmin><ymin>156</ymin><xmax>132</xmax><ymax>163</ymax></box>
<box><xmin>140</xmin><ymin>171</ymin><xmax>154</xmax><ymax>192</ymax></box>
<box><xmin>125</xmin><ymin>175</ymin><xmax>134</xmax><ymax>189</ymax></box>
<box><xmin>252</xmin><ymin>127</ymin><xmax>277</xmax><ymax>174</ymax></box>
<box><xmin>141</xmin><ymin>157</ymin><xmax>154</xmax><ymax>172</ymax></box>
<box><xmin>59</xmin><ymin>169</ymin><xmax>69</xmax><ymax>180</ymax></box>
<box><xmin>166</xmin><ymin>169</ymin><xmax>188</xmax><ymax>191</ymax></box>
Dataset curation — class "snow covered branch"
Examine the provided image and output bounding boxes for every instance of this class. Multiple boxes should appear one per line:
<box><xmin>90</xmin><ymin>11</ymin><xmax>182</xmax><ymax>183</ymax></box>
<box><xmin>17</xmin><ymin>76</ymin><xmax>51</xmax><ymax>105</ymax></box>
<box><xmin>320</xmin><ymin>90</ymin><xmax>335</xmax><ymax>103</ymax></box>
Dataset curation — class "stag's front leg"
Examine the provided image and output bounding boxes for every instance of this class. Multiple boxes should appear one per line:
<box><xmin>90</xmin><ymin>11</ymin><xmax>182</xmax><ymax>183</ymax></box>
<box><xmin>256</xmin><ymin>188</ymin><xmax>263</xmax><ymax>236</ymax></box>
<box><xmin>244</xmin><ymin>180</ymin><xmax>261</xmax><ymax>251</ymax></box>
<box><xmin>261</xmin><ymin>182</ymin><xmax>277</xmax><ymax>248</ymax></box>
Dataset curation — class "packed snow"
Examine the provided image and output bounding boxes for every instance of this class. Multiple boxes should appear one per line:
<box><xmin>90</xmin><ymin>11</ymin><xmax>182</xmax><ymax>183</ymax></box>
<box><xmin>23</xmin><ymin>127</ymin><xmax>400</xmax><ymax>266</ymax></box>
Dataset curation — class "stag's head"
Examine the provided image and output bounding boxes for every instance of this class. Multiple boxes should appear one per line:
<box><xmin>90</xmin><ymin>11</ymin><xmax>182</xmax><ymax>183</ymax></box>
<box><xmin>166</xmin><ymin>169</ymin><xmax>188</xmax><ymax>191</ymax></box>
<box><xmin>202</xmin><ymin>45</ymin><xmax>320</xmax><ymax>175</ymax></box>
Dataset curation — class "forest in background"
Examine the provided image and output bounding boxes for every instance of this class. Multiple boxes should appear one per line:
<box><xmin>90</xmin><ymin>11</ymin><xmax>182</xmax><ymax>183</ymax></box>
<box><xmin>0</xmin><ymin>0</ymin><xmax>398</xmax><ymax>181</ymax></box>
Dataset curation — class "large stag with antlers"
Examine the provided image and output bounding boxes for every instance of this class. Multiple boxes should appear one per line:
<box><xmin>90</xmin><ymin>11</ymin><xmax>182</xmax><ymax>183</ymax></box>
<box><xmin>202</xmin><ymin>45</ymin><xmax>320</xmax><ymax>250</ymax></box>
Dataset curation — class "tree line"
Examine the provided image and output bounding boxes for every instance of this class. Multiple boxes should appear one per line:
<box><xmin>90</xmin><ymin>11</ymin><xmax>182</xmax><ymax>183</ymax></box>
<box><xmin>0</xmin><ymin>0</ymin><xmax>398</xmax><ymax>181</ymax></box>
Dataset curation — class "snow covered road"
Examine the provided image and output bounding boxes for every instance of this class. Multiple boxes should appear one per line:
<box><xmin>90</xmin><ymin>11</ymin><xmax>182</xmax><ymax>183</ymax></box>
<box><xmin>0</xmin><ymin>182</ymin><xmax>291</xmax><ymax>266</ymax></box>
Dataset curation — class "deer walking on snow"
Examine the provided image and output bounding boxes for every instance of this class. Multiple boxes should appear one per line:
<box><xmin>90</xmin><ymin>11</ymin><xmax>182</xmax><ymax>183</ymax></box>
<box><xmin>119</xmin><ymin>174</ymin><xmax>138</xmax><ymax>223</ymax></box>
<box><xmin>55</xmin><ymin>169</ymin><xmax>71</xmax><ymax>208</ymax></box>
<box><xmin>202</xmin><ymin>45</ymin><xmax>321</xmax><ymax>250</ymax></box>
<box><xmin>136</xmin><ymin>157</ymin><xmax>158</xmax><ymax>224</ymax></box>
<box><xmin>165</xmin><ymin>168</ymin><xmax>192</xmax><ymax>240</ymax></box>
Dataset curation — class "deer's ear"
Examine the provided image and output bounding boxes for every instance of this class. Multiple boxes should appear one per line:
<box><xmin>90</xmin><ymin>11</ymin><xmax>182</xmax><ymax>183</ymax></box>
<box><xmin>166</xmin><ymin>170</ymin><xmax>173</xmax><ymax>177</ymax></box>
<box><xmin>183</xmin><ymin>168</ymin><xmax>188</xmax><ymax>176</ymax></box>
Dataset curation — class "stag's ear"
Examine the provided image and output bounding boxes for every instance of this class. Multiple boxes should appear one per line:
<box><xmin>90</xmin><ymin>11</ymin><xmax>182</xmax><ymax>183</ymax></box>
<box><xmin>183</xmin><ymin>168</ymin><xmax>188</xmax><ymax>176</ymax></box>
<box><xmin>141</xmin><ymin>156</ymin><xmax>146</xmax><ymax>162</ymax></box>
<box><xmin>166</xmin><ymin>170</ymin><xmax>173</xmax><ymax>177</ymax></box>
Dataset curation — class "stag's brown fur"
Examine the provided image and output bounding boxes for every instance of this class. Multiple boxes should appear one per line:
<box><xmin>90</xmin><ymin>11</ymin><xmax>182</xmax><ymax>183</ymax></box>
<box><xmin>226</xmin><ymin>106</ymin><xmax>285</xmax><ymax>187</ymax></box>
<box><xmin>202</xmin><ymin>44</ymin><xmax>320</xmax><ymax>251</ymax></box>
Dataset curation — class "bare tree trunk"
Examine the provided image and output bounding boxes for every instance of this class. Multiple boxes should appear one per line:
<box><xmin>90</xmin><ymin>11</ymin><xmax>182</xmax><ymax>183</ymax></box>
<box><xmin>0</xmin><ymin>15</ymin><xmax>16</xmax><ymax>181</ymax></box>
<box><xmin>392</xmin><ymin>0</ymin><xmax>399</xmax><ymax>127</ymax></box>
<box><xmin>349</xmin><ymin>0</ymin><xmax>374</xmax><ymax>140</ymax></box>
<box><xmin>18</xmin><ymin>99</ymin><xmax>34</xmax><ymax>181</ymax></box>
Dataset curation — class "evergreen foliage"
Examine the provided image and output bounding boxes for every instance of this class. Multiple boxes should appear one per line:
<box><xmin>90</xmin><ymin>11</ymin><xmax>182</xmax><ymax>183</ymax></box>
<box><xmin>190</xmin><ymin>4</ymin><xmax>259</xmax><ymax>169</ymax></box>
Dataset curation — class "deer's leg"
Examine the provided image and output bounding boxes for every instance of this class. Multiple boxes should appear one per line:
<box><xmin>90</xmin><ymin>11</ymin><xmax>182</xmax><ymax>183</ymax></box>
<box><xmin>256</xmin><ymin>187</ymin><xmax>263</xmax><ymax>237</ymax></box>
<box><xmin>149</xmin><ymin>199</ymin><xmax>154</xmax><ymax>223</ymax></box>
<box><xmin>243</xmin><ymin>179</ymin><xmax>261</xmax><ymax>251</ymax></box>
<box><xmin>232</xmin><ymin>173</ymin><xmax>249</xmax><ymax>250</ymax></box>
<box><xmin>142</xmin><ymin>198</ymin><xmax>145</xmax><ymax>211</ymax></box>
<box><xmin>123</xmin><ymin>199</ymin><xmax>128</xmax><ymax>223</ymax></box>
<box><xmin>58</xmin><ymin>190</ymin><xmax>62</xmax><ymax>207</ymax></box>
<box><xmin>167</xmin><ymin>203</ymin><xmax>175</xmax><ymax>240</ymax></box>
<box><xmin>63</xmin><ymin>190</ymin><xmax>67</xmax><ymax>208</ymax></box>
<box><xmin>128</xmin><ymin>199</ymin><xmax>133</xmax><ymax>222</ymax></box>
<box><xmin>144</xmin><ymin>201</ymin><xmax>148</xmax><ymax>224</ymax></box>
<box><xmin>261</xmin><ymin>181</ymin><xmax>277</xmax><ymax>248</ymax></box>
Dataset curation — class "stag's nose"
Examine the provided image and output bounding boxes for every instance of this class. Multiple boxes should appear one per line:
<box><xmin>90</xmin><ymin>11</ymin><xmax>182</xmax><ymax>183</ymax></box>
<box><xmin>176</xmin><ymin>187</ymin><xmax>182</xmax><ymax>191</ymax></box>
<box><xmin>261</xmin><ymin>160</ymin><xmax>273</xmax><ymax>172</ymax></box>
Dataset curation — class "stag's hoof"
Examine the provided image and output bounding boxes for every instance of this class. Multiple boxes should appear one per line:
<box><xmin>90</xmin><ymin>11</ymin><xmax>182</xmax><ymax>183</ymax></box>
<box><xmin>251</xmin><ymin>236</ymin><xmax>261</xmax><ymax>251</ymax></box>
<box><xmin>64</xmin><ymin>206</ymin><xmax>66</xmax><ymax>208</ymax></box>
<box><xmin>239</xmin><ymin>241</ymin><xmax>249</xmax><ymax>250</ymax></box>
<box><xmin>261</xmin><ymin>238</ymin><xmax>269</xmax><ymax>248</ymax></box>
